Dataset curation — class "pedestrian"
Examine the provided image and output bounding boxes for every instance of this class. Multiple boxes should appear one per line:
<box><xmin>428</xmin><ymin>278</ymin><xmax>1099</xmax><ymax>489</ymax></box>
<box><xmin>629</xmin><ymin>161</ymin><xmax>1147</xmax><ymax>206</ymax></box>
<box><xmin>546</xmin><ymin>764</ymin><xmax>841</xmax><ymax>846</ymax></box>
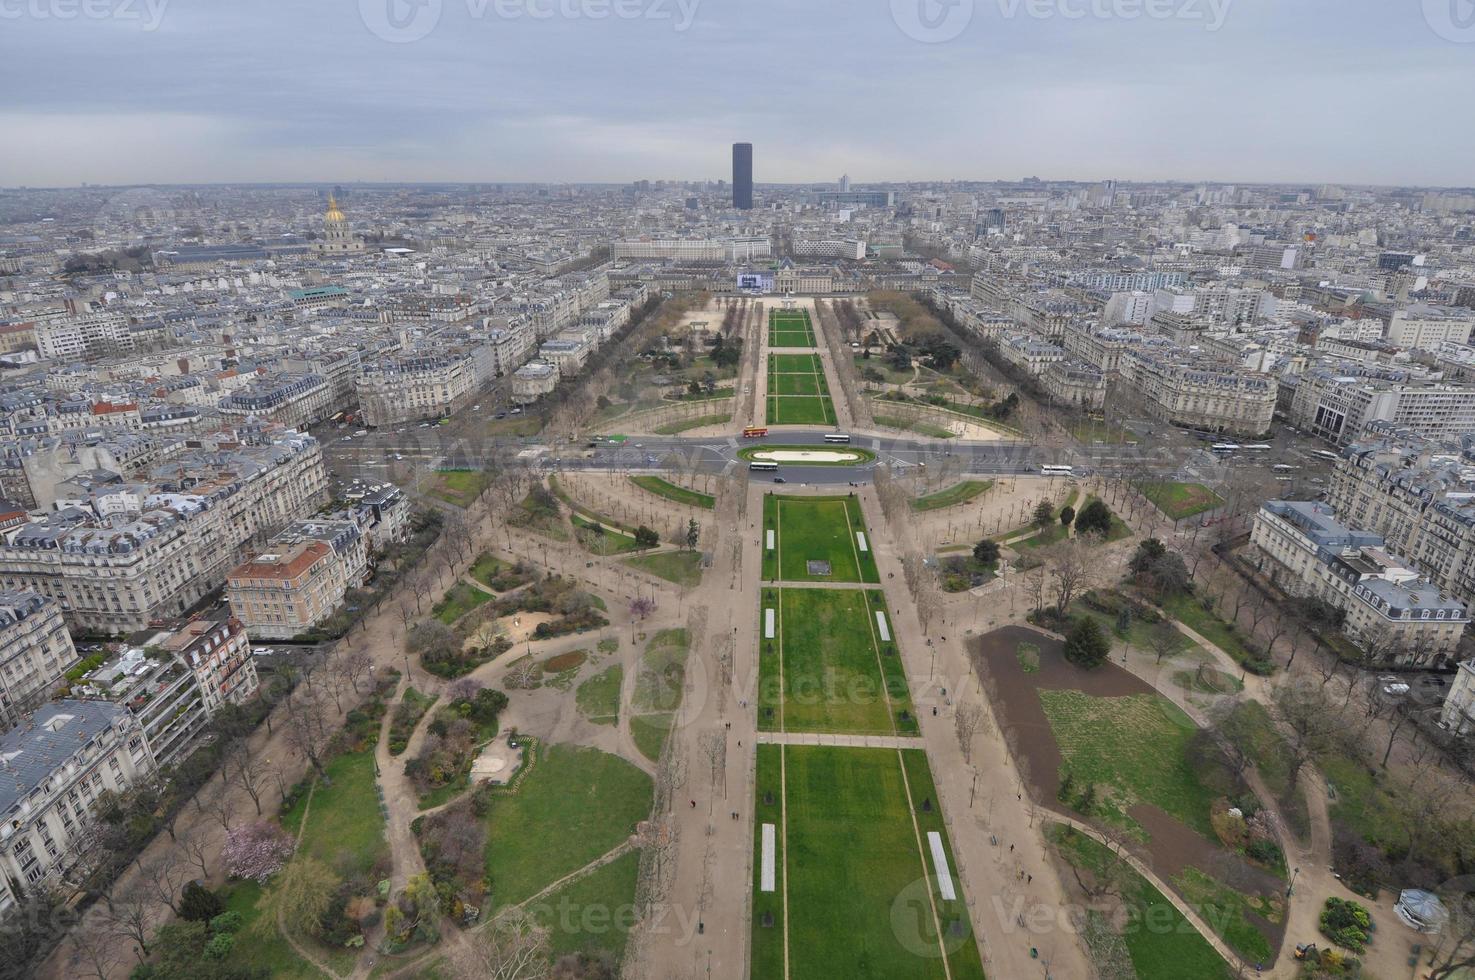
<box><xmin>1027</xmin><ymin>874</ymin><xmax>1032</xmax><ymax>884</ymax></box>
<box><xmin>691</xmin><ymin>799</ymin><xmax>696</xmax><ymax>809</ymax></box>
<box><xmin>1009</xmin><ymin>844</ymin><xmax>1014</xmax><ymax>852</ymax></box>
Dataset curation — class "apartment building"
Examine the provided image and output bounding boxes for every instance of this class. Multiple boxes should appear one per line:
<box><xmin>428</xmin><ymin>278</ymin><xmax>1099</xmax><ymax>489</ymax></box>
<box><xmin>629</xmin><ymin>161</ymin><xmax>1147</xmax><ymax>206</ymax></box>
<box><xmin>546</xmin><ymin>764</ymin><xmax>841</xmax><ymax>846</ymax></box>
<box><xmin>0</xmin><ymin>701</ymin><xmax>155</xmax><ymax>916</ymax></box>
<box><xmin>792</xmin><ymin>238</ymin><xmax>866</xmax><ymax>260</ymax></box>
<box><xmin>1119</xmin><ymin>348</ymin><xmax>1276</xmax><ymax>436</ymax></box>
<box><xmin>1326</xmin><ymin>427</ymin><xmax>1475</xmax><ymax>610</ymax></box>
<box><xmin>1041</xmin><ymin>358</ymin><xmax>1107</xmax><ymax>411</ymax></box>
<box><xmin>356</xmin><ymin>344</ymin><xmax>494</xmax><ymax>426</ymax></box>
<box><xmin>1386</xmin><ymin>305</ymin><xmax>1475</xmax><ymax>350</ymax></box>
<box><xmin>0</xmin><ymin>593</ymin><xmax>76</xmax><ymax>730</ymax></box>
<box><xmin>998</xmin><ymin>332</ymin><xmax>1066</xmax><ymax>376</ymax></box>
<box><xmin>1287</xmin><ymin>369</ymin><xmax>1475</xmax><ymax>446</ymax></box>
<box><xmin>1251</xmin><ymin>500</ymin><xmax>1469</xmax><ymax>663</ymax></box>
<box><xmin>218</xmin><ymin>372</ymin><xmax>334</xmax><ymax>429</ymax></box>
<box><xmin>226</xmin><ymin>540</ymin><xmax>345</xmax><ymax>640</ymax></box>
<box><xmin>0</xmin><ymin>431</ymin><xmax>328</xmax><ymax>633</ymax></box>
<box><xmin>511</xmin><ymin>361</ymin><xmax>558</xmax><ymax>404</ymax></box>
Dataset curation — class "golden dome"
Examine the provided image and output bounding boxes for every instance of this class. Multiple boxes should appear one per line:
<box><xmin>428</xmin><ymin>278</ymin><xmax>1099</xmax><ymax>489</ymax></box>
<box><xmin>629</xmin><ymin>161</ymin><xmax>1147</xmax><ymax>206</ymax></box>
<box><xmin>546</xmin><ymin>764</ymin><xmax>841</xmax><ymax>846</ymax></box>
<box><xmin>325</xmin><ymin>194</ymin><xmax>345</xmax><ymax>223</ymax></box>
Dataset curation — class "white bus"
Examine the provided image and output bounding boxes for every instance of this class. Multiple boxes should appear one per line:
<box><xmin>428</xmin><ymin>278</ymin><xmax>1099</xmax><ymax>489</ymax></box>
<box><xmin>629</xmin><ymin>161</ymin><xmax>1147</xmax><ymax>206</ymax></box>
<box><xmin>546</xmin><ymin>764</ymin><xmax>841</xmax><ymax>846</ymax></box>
<box><xmin>1272</xmin><ymin>464</ymin><xmax>1299</xmax><ymax>473</ymax></box>
<box><xmin>1040</xmin><ymin>465</ymin><xmax>1074</xmax><ymax>476</ymax></box>
<box><xmin>823</xmin><ymin>433</ymin><xmax>852</xmax><ymax>444</ymax></box>
<box><xmin>748</xmin><ymin>461</ymin><xmax>779</xmax><ymax>472</ymax></box>
<box><xmin>1211</xmin><ymin>443</ymin><xmax>1241</xmax><ymax>453</ymax></box>
<box><xmin>1311</xmin><ymin>449</ymin><xmax>1340</xmax><ymax>461</ymax></box>
<box><xmin>1243</xmin><ymin>444</ymin><xmax>1272</xmax><ymax>452</ymax></box>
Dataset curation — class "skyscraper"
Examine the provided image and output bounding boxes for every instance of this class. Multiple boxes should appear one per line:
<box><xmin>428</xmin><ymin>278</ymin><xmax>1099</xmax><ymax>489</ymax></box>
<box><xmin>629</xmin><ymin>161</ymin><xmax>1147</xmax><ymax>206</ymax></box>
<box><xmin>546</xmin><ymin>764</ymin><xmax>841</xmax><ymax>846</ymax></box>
<box><xmin>732</xmin><ymin>142</ymin><xmax>753</xmax><ymax>210</ymax></box>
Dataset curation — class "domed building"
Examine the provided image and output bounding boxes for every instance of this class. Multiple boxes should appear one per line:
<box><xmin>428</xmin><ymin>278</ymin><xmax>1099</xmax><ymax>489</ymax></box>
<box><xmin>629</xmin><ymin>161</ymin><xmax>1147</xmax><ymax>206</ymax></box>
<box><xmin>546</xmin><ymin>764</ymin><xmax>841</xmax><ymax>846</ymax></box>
<box><xmin>317</xmin><ymin>194</ymin><xmax>363</xmax><ymax>255</ymax></box>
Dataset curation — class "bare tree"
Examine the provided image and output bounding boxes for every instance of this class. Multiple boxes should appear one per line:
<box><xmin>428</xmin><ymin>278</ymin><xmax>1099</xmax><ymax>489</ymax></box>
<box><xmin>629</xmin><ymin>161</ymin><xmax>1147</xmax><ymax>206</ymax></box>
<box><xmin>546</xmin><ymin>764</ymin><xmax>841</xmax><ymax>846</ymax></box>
<box><xmin>283</xmin><ymin>684</ymin><xmax>333</xmax><ymax>779</ymax></box>
<box><xmin>1045</xmin><ymin>539</ymin><xmax>1092</xmax><ymax>617</ymax></box>
<box><xmin>182</xmin><ymin>831</ymin><xmax>213</xmax><ymax>880</ymax></box>
<box><xmin>67</xmin><ymin>924</ymin><xmax>123</xmax><ymax>980</ymax></box>
<box><xmin>100</xmin><ymin>884</ymin><xmax>155</xmax><ymax>960</ymax></box>
<box><xmin>341</xmin><ymin>648</ymin><xmax>374</xmax><ymax>694</ymax></box>
<box><xmin>448</xmin><ymin>907</ymin><xmax>551</xmax><ymax>979</ymax></box>
<box><xmin>226</xmin><ymin>742</ymin><xmax>271</xmax><ymax>816</ymax></box>
<box><xmin>139</xmin><ymin>851</ymin><xmax>187</xmax><ymax>917</ymax></box>
<box><xmin>1024</xmin><ymin>566</ymin><xmax>1047</xmax><ymax>615</ymax></box>
<box><xmin>953</xmin><ymin>702</ymin><xmax>986</xmax><ymax>765</ymax></box>
<box><xmin>1147</xmin><ymin>621</ymin><xmax>1185</xmax><ymax>664</ymax></box>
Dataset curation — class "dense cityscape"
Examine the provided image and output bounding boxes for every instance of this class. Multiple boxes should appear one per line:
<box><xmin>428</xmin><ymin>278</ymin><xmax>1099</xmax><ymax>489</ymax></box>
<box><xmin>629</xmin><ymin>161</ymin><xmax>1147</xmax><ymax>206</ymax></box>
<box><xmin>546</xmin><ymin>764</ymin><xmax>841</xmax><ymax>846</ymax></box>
<box><xmin>3</xmin><ymin>1</ymin><xmax>1475</xmax><ymax>978</ymax></box>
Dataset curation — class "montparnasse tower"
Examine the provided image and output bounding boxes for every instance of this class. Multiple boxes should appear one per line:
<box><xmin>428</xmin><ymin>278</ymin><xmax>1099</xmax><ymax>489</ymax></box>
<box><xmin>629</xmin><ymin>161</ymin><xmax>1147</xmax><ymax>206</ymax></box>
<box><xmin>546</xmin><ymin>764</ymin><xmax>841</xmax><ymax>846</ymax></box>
<box><xmin>318</xmin><ymin>193</ymin><xmax>363</xmax><ymax>254</ymax></box>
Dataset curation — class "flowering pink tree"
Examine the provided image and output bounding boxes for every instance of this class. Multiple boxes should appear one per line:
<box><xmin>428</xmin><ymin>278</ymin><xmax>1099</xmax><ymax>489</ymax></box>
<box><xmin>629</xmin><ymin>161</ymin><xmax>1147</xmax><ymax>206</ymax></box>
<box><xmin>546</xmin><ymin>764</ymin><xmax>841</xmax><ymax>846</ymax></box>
<box><xmin>223</xmin><ymin>820</ymin><xmax>295</xmax><ymax>883</ymax></box>
<box><xmin>629</xmin><ymin>596</ymin><xmax>657</xmax><ymax>621</ymax></box>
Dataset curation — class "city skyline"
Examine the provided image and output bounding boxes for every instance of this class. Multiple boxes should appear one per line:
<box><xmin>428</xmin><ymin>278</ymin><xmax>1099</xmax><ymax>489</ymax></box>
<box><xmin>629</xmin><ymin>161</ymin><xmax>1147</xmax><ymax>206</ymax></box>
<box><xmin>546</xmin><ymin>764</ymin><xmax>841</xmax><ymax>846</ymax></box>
<box><xmin>2</xmin><ymin>0</ymin><xmax>1474</xmax><ymax>188</ymax></box>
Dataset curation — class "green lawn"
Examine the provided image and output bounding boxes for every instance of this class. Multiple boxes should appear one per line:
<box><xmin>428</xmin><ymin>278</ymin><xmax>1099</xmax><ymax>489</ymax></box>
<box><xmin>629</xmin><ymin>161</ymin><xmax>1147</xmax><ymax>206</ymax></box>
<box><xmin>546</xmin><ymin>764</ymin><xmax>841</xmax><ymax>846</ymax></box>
<box><xmin>530</xmin><ymin>848</ymin><xmax>642</xmax><ymax>963</ymax></box>
<box><xmin>623</xmin><ymin>550</ymin><xmax>704</xmax><ymax>587</ymax></box>
<box><xmin>751</xmin><ymin>743</ymin><xmax>786</xmax><ymax>980</ymax></box>
<box><xmin>760</xmin><ymin>746</ymin><xmax>984</xmax><ymax>980</ymax></box>
<box><xmin>630</xmin><ymin>712</ymin><xmax>674</xmax><ymax>762</ymax></box>
<box><xmin>872</xmin><ymin>414</ymin><xmax>958</xmax><ymax>439</ymax></box>
<box><xmin>762</xmin><ymin>495</ymin><xmax>880</xmax><ymax>584</ymax></box>
<box><xmin>766</xmin><ymin>353</ymin><xmax>836</xmax><ymax>426</ymax></box>
<box><xmin>629</xmin><ymin>475</ymin><xmax>715</xmax><ymax>509</ymax></box>
<box><xmin>759</xmin><ymin>587</ymin><xmax>915</xmax><ymax>736</ymax></box>
<box><xmin>482</xmin><ymin>744</ymin><xmax>653</xmax><ymax>908</ymax></box>
<box><xmin>1040</xmin><ymin>689</ymin><xmax>1219</xmax><ymax>838</ymax></box>
<box><xmin>766</xmin><ymin>395</ymin><xmax>837</xmax><ymax>426</ymax></box>
<box><xmin>1048</xmin><ymin>825</ymin><xmax>1231</xmax><ymax>980</ymax></box>
<box><xmin>433</xmin><ymin>581</ymin><xmax>493</xmax><ymax>624</ymax></box>
<box><xmin>220</xmin><ymin>881</ymin><xmax>326</xmax><ymax>980</ymax></box>
<box><xmin>428</xmin><ymin>469</ymin><xmax>490</xmax><ymax>508</ymax></box>
<box><xmin>653</xmin><ymin>413</ymin><xmax>731</xmax><ymax>435</ymax></box>
<box><xmin>576</xmin><ymin>665</ymin><xmax>622</xmax><ymax>726</ymax></box>
<box><xmin>768</xmin><ymin>311</ymin><xmax>817</xmax><ymax>348</ymax></box>
<box><xmin>1139</xmin><ymin>481</ymin><xmax>1225</xmax><ymax>521</ymax></box>
<box><xmin>1160</xmin><ymin>593</ymin><xmax>1267</xmax><ymax>673</ymax></box>
<box><xmin>282</xmin><ymin>749</ymin><xmax>389</xmax><ymax>879</ymax></box>
<box><xmin>573</xmin><ymin>515</ymin><xmax>642</xmax><ymax>555</ymax></box>
<box><xmin>469</xmin><ymin>553</ymin><xmax>507</xmax><ymax>588</ymax></box>
<box><xmin>1173</xmin><ymin>867</ymin><xmax>1278</xmax><ymax>963</ymax></box>
<box><xmin>389</xmin><ymin>686</ymin><xmax>435</xmax><ymax>755</ymax></box>
<box><xmin>632</xmin><ymin>628</ymin><xmax>689</xmax><ymax>714</ymax></box>
<box><xmin>1069</xmin><ymin>419</ymin><xmax>1138</xmax><ymax>446</ymax></box>
<box><xmin>912</xmin><ymin>480</ymin><xmax>993</xmax><ymax>511</ymax></box>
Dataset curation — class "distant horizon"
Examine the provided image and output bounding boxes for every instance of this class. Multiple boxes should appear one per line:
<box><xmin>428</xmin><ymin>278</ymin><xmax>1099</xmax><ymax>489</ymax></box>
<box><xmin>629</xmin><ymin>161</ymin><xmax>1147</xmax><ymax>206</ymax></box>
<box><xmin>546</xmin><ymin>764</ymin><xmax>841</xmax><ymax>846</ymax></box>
<box><xmin>6</xmin><ymin>174</ymin><xmax>1475</xmax><ymax>194</ymax></box>
<box><xmin>3</xmin><ymin>1</ymin><xmax>1473</xmax><ymax>189</ymax></box>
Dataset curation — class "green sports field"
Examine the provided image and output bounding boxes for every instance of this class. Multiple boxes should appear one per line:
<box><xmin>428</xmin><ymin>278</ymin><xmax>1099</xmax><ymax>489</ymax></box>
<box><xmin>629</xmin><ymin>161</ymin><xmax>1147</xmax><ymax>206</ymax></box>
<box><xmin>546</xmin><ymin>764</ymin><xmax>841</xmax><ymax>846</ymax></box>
<box><xmin>758</xmin><ymin>586</ymin><xmax>916</xmax><ymax>735</ymax></box>
<box><xmin>761</xmin><ymin>494</ymin><xmax>880</xmax><ymax>583</ymax></box>
<box><xmin>751</xmin><ymin>745</ymin><xmax>985</xmax><ymax>980</ymax></box>
<box><xmin>766</xmin><ymin>352</ymin><xmax>837</xmax><ymax>426</ymax></box>
<box><xmin>768</xmin><ymin>308</ymin><xmax>817</xmax><ymax>348</ymax></box>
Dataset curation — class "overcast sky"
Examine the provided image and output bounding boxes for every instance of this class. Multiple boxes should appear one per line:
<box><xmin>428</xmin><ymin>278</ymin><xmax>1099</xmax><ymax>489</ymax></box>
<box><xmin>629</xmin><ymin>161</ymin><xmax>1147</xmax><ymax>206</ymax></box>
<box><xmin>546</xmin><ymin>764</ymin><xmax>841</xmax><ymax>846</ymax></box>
<box><xmin>1</xmin><ymin>0</ymin><xmax>1472</xmax><ymax>188</ymax></box>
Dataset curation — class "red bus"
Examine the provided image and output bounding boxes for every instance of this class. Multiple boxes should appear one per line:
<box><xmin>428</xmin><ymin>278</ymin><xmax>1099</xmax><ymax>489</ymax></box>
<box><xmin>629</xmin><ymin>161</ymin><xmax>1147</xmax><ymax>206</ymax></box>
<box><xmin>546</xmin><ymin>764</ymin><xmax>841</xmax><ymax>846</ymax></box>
<box><xmin>742</xmin><ymin>426</ymin><xmax>768</xmax><ymax>439</ymax></box>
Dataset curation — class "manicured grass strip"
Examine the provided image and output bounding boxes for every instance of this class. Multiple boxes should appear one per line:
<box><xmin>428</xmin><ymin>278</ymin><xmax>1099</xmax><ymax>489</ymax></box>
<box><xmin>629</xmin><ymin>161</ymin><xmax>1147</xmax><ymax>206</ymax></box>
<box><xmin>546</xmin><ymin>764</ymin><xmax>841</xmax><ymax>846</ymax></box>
<box><xmin>900</xmin><ymin>750</ymin><xmax>988</xmax><ymax>979</ymax></box>
<box><xmin>572</xmin><ymin>514</ymin><xmax>642</xmax><ymax>555</ymax></box>
<box><xmin>530</xmin><ymin>848</ymin><xmax>642</xmax><ymax>963</ymax></box>
<box><xmin>912</xmin><ymin>480</ymin><xmax>993</xmax><ymax>511</ymax></box>
<box><xmin>1172</xmin><ymin>867</ymin><xmax>1277</xmax><ymax>964</ymax></box>
<box><xmin>630</xmin><ymin>475</ymin><xmax>715</xmax><ymax>509</ymax></box>
<box><xmin>576</xmin><ymin>665</ymin><xmax>622</xmax><ymax>726</ymax></box>
<box><xmin>1048</xmin><ymin>824</ymin><xmax>1232</xmax><ymax>980</ymax></box>
<box><xmin>1139</xmin><ymin>480</ymin><xmax>1225</xmax><ymax>521</ymax></box>
<box><xmin>654</xmin><ymin>412</ymin><xmax>731</xmax><ymax>435</ymax></box>
<box><xmin>433</xmin><ymin>581</ymin><xmax>494</xmax><ymax>624</ymax></box>
<box><xmin>623</xmin><ymin>550</ymin><xmax>704</xmax><ymax>588</ymax></box>
<box><xmin>763</xmin><ymin>494</ymin><xmax>880</xmax><ymax>584</ymax></box>
<box><xmin>1040</xmin><ymin>689</ymin><xmax>1218</xmax><ymax>837</ymax></box>
<box><xmin>482</xmin><ymin>744</ymin><xmax>653</xmax><ymax>908</ymax></box>
<box><xmin>778</xmin><ymin>746</ymin><xmax>977</xmax><ymax>980</ymax></box>
<box><xmin>759</xmin><ymin>587</ymin><xmax>915</xmax><ymax>735</ymax></box>
<box><xmin>751</xmin><ymin>743</ymin><xmax>786</xmax><ymax>980</ymax></box>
